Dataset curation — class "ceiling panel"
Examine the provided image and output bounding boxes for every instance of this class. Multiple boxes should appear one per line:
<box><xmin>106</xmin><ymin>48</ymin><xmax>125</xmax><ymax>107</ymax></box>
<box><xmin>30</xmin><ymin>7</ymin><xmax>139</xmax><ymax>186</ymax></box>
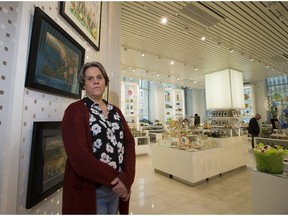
<box><xmin>120</xmin><ymin>1</ymin><xmax>288</xmax><ymax>88</ymax></box>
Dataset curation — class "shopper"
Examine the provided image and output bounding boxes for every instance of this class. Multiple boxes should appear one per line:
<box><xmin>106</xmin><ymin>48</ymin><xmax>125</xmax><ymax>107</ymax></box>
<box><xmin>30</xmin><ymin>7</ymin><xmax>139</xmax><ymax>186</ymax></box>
<box><xmin>248</xmin><ymin>114</ymin><xmax>261</xmax><ymax>149</ymax></box>
<box><xmin>194</xmin><ymin>113</ymin><xmax>200</xmax><ymax>126</ymax></box>
<box><xmin>270</xmin><ymin>113</ymin><xmax>279</xmax><ymax>130</ymax></box>
<box><xmin>61</xmin><ymin>61</ymin><xmax>136</xmax><ymax>214</ymax></box>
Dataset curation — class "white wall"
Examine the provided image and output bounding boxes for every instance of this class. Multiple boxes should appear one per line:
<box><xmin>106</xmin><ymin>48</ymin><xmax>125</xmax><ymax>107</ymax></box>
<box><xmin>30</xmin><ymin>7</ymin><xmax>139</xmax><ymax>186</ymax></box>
<box><xmin>0</xmin><ymin>1</ymin><xmax>121</xmax><ymax>214</ymax></box>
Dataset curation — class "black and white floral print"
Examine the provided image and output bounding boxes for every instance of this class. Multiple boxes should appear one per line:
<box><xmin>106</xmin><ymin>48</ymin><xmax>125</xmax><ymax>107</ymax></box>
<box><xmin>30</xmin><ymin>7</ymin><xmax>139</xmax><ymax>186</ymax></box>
<box><xmin>83</xmin><ymin>97</ymin><xmax>124</xmax><ymax>171</ymax></box>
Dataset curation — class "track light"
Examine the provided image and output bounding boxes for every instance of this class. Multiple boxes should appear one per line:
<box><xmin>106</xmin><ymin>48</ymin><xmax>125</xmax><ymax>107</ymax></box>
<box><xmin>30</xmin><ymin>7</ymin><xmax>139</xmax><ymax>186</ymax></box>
<box><xmin>161</xmin><ymin>17</ymin><xmax>167</xmax><ymax>24</ymax></box>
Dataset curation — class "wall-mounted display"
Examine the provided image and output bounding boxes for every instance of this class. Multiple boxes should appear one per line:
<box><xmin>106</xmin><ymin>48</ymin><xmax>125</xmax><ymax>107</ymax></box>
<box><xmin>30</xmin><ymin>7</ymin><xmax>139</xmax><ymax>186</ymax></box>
<box><xmin>26</xmin><ymin>121</ymin><xmax>66</xmax><ymax>209</ymax></box>
<box><xmin>121</xmin><ymin>82</ymin><xmax>139</xmax><ymax>129</ymax></box>
<box><xmin>25</xmin><ymin>7</ymin><xmax>85</xmax><ymax>99</ymax></box>
<box><xmin>164</xmin><ymin>88</ymin><xmax>185</xmax><ymax>124</ymax></box>
<box><xmin>60</xmin><ymin>1</ymin><xmax>102</xmax><ymax>51</ymax></box>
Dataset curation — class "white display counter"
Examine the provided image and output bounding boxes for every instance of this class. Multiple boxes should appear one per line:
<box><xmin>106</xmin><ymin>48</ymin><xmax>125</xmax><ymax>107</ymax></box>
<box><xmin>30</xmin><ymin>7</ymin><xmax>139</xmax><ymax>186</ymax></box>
<box><xmin>151</xmin><ymin>135</ymin><xmax>249</xmax><ymax>185</ymax></box>
<box><xmin>250</xmin><ymin>169</ymin><xmax>288</xmax><ymax>214</ymax></box>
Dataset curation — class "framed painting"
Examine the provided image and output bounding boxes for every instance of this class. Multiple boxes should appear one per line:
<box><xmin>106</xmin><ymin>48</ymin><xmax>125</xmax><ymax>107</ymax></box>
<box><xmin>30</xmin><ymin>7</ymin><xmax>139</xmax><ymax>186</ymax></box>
<box><xmin>60</xmin><ymin>1</ymin><xmax>102</xmax><ymax>51</ymax></box>
<box><xmin>26</xmin><ymin>121</ymin><xmax>66</xmax><ymax>209</ymax></box>
<box><xmin>25</xmin><ymin>7</ymin><xmax>85</xmax><ymax>99</ymax></box>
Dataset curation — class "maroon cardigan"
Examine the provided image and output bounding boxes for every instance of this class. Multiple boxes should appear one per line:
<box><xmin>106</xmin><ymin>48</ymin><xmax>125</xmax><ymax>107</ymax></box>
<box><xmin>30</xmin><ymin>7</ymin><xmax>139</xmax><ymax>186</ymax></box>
<box><xmin>61</xmin><ymin>100</ymin><xmax>136</xmax><ymax>214</ymax></box>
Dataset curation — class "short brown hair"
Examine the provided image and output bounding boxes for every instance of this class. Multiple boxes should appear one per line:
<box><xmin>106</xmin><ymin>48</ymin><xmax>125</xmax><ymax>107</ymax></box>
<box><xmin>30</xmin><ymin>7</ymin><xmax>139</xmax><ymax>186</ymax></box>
<box><xmin>78</xmin><ymin>61</ymin><xmax>110</xmax><ymax>90</ymax></box>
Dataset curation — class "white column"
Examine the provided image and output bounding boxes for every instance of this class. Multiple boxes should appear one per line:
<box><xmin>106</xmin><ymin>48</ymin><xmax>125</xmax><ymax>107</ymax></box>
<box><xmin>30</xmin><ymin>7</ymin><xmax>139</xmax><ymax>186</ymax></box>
<box><xmin>105</xmin><ymin>2</ymin><xmax>121</xmax><ymax>107</ymax></box>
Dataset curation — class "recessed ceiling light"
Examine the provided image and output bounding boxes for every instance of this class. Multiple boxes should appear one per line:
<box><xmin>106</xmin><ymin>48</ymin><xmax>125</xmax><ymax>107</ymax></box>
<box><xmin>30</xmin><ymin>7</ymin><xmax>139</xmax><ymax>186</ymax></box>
<box><xmin>194</xmin><ymin>67</ymin><xmax>198</xmax><ymax>71</ymax></box>
<box><xmin>161</xmin><ymin>17</ymin><xmax>167</xmax><ymax>24</ymax></box>
<box><xmin>141</xmin><ymin>52</ymin><xmax>145</xmax><ymax>57</ymax></box>
<box><xmin>201</xmin><ymin>36</ymin><xmax>206</xmax><ymax>41</ymax></box>
<box><xmin>157</xmin><ymin>73</ymin><xmax>160</xmax><ymax>77</ymax></box>
<box><xmin>170</xmin><ymin>61</ymin><xmax>174</xmax><ymax>65</ymax></box>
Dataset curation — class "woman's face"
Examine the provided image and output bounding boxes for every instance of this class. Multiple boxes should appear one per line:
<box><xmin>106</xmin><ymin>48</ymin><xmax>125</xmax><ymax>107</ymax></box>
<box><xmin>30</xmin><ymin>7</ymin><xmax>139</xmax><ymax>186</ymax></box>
<box><xmin>83</xmin><ymin>66</ymin><xmax>106</xmax><ymax>100</ymax></box>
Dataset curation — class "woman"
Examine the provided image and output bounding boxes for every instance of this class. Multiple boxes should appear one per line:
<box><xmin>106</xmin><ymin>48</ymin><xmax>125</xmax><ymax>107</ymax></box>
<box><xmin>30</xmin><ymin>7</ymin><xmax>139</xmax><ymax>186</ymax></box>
<box><xmin>271</xmin><ymin>113</ymin><xmax>279</xmax><ymax>130</ymax></box>
<box><xmin>61</xmin><ymin>61</ymin><xmax>136</xmax><ymax>214</ymax></box>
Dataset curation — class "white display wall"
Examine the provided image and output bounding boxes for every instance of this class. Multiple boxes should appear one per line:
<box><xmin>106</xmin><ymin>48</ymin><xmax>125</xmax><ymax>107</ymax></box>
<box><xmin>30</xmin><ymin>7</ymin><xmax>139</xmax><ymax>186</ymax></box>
<box><xmin>0</xmin><ymin>2</ymin><xmax>121</xmax><ymax>214</ymax></box>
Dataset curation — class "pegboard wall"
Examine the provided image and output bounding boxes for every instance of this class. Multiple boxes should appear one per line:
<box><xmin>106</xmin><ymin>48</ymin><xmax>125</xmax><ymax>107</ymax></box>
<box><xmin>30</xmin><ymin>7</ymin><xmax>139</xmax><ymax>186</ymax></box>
<box><xmin>0</xmin><ymin>1</ymin><xmax>110</xmax><ymax>214</ymax></box>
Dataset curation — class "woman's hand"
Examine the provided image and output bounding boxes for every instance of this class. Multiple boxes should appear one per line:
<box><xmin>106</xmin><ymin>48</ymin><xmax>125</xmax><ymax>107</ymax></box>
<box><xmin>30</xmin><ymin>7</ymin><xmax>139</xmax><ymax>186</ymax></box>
<box><xmin>111</xmin><ymin>177</ymin><xmax>128</xmax><ymax>197</ymax></box>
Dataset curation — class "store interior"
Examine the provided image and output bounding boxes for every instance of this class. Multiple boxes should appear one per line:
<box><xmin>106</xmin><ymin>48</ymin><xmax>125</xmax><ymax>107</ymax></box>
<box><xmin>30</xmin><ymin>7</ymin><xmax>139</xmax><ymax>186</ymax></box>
<box><xmin>0</xmin><ymin>1</ymin><xmax>288</xmax><ymax>214</ymax></box>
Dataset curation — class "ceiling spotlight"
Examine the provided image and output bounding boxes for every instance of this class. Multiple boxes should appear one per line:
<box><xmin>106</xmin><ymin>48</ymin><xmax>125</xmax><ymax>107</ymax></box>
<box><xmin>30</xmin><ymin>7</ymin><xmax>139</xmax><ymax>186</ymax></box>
<box><xmin>141</xmin><ymin>52</ymin><xmax>145</xmax><ymax>57</ymax></box>
<box><xmin>201</xmin><ymin>35</ymin><xmax>206</xmax><ymax>41</ymax></box>
<box><xmin>265</xmin><ymin>65</ymin><xmax>269</xmax><ymax>68</ymax></box>
<box><xmin>279</xmin><ymin>14</ymin><xmax>284</xmax><ymax>22</ymax></box>
<box><xmin>229</xmin><ymin>48</ymin><xmax>234</xmax><ymax>53</ymax></box>
<box><xmin>194</xmin><ymin>80</ymin><xmax>197</xmax><ymax>83</ymax></box>
<box><xmin>249</xmin><ymin>58</ymin><xmax>254</xmax><ymax>61</ymax></box>
<box><xmin>130</xmin><ymin>77</ymin><xmax>133</xmax><ymax>80</ymax></box>
<box><xmin>157</xmin><ymin>73</ymin><xmax>160</xmax><ymax>77</ymax></box>
<box><xmin>170</xmin><ymin>61</ymin><xmax>174</xmax><ymax>65</ymax></box>
<box><xmin>161</xmin><ymin>17</ymin><xmax>167</xmax><ymax>24</ymax></box>
<box><xmin>175</xmin><ymin>12</ymin><xmax>179</xmax><ymax>17</ymax></box>
<box><xmin>194</xmin><ymin>67</ymin><xmax>198</xmax><ymax>71</ymax></box>
<box><xmin>132</xmin><ymin>68</ymin><xmax>136</xmax><ymax>72</ymax></box>
<box><xmin>177</xmin><ymin>77</ymin><xmax>180</xmax><ymax>81</ymax></box>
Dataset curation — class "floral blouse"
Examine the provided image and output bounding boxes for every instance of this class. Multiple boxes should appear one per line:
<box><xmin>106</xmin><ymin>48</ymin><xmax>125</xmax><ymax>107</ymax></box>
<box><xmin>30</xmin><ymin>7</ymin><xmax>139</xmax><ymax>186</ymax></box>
<box><xmin>83</xmin><ymin>96</ymin><xmax>124</xmax><ymax>172</ymax></box>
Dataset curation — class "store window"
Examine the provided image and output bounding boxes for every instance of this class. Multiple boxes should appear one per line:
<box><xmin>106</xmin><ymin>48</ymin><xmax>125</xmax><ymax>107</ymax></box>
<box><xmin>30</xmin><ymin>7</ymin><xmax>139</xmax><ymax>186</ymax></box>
<box><xmin>266</xmin><ymin>75</ymin><xmax>288</xmax><ymax>128</ymax></box>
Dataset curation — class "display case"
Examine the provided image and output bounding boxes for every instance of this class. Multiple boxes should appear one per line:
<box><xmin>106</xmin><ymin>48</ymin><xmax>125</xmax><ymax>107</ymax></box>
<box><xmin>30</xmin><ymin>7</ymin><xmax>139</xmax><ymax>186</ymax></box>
<box><xmin>164</xmin><ymin>88</ymin><xmax>174</xmax><ymax>124</ymax></box>
<box><xmin>174</xmin><ymin>89</ymin><xmax>185</xmax><ymax>119</ymax></box>
<box><xmin>205</xmin><ymin>109</ymin><xmax>244</xmax><ymax>137</ymax></box>
<box><xmin>121</xmin><ymin>82</ymin><xmax>139</xmax><ymax>130</ymax></box>
<box><xmin>164</xmin><ymin>88</ymin><xmax>185</xmax><ymax>124</ymax></box>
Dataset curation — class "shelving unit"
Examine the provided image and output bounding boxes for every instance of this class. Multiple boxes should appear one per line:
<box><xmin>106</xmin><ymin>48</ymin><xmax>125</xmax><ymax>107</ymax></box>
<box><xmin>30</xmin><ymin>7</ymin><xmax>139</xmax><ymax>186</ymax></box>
<box><xmin>207</xmin><ymin>109</ymin><xmax>244</xmax><ymax>137</ymax></box>
<box><xmin>121</xmin><ymin>82</ymin><xmax>139</xmax><ymax>130</ymax></box>
<box><xmin>164</xmin><ymin>88</ymin><xmax>185</xmax><ymax>124</ymax></box>
<box><xmin>174</xmin><ymin>89</ymin><xmax>185</xmax><ymax>120</ymax></box>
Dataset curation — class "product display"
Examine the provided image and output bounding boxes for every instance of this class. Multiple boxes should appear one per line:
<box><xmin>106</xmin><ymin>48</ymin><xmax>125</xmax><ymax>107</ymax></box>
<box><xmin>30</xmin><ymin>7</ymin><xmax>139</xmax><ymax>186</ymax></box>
<box><xmin>253</xmin><ymin>143</ymin><xmax>288</xmax><ymax>174</ymax></box>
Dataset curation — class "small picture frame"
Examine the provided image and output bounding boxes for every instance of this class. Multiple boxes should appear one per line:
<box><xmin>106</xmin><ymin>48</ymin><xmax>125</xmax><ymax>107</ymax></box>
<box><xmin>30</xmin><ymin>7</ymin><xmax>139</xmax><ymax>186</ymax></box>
<box><xmin>232</xmin><ymin>110</ymin><xmax>238</xmax><ymax>117</ymax></box>
<box><xmin>217</xmin><ymin>111</ymin><xmax>223</xmax><ymax>117</ymax></box>
<box><xmin>222</xmin><ymin>111</ymin><xmax>228</xmax><ymax>117</ymax></box>
<box><xmin>179</xmin><ymin>135</ymin><xmax>190</xmax><ymax>146</ymax></box>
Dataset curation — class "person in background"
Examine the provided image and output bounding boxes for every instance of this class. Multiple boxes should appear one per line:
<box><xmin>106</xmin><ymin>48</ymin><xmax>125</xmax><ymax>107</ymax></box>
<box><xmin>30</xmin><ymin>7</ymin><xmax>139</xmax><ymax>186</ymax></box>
<box><xmin>270</xmin><ymin>113</ymin><xmax>279</xmax><ymax>130</ymax></box>
<box><xmin>194</xmin><ymin>113</ymin><xmax>200</xmax><ymax>126</ymax></box>
<box><xmin>248</xmin><ymin>114</ymin><xmax>261</xmax><ymax>149</ymax></box>
<box><xmin>61</xmin><ymin>61</ymin><xmax>136</xmax><ymax>214</ymax></box>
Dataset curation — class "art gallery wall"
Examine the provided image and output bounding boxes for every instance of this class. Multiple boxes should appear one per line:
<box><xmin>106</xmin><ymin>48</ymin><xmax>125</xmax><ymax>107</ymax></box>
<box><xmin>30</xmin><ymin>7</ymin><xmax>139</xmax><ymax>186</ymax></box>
<box><xmin>0</xmin><ymin>1</ymin><xmax>121</xmax><ymax>213</ymax></box>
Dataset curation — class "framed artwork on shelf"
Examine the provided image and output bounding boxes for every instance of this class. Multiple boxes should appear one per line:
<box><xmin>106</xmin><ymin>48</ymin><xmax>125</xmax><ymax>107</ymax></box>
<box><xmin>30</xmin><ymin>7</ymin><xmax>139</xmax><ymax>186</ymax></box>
<box><xmin>60</xmin><ymin>1</ymin><xmax>102</xmax><ymax>51</ymax></box>
<box><xmin>217</xmin><ymin>111</ymin><xmax>223</xmax><ymax>117</ymax></box>
<box><xmin>232</xmin><ymin>110</ymin><xmax>238</xmax><ymax>117</ymax></box>
<box><xmin>25</xmin><ymin>7</ymin><xmax>85</xmax><ymax>99</ymax></box>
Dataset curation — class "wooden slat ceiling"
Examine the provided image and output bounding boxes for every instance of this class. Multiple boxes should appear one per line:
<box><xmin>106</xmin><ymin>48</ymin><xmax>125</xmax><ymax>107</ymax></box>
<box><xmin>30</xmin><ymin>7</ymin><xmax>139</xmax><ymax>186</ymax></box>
<box><xmin>120</xmin><ymin>1</ymin><xmax>288</xmax><ymax>89</ymax></box>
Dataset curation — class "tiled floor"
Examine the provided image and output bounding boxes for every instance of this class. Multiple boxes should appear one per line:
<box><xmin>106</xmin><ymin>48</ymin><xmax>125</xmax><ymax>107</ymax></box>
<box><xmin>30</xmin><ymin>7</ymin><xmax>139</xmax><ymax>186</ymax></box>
<box><xmin>129</xmin><ymin>151</ymin><xmax>255</xmax><ymax>214</ymax></box>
